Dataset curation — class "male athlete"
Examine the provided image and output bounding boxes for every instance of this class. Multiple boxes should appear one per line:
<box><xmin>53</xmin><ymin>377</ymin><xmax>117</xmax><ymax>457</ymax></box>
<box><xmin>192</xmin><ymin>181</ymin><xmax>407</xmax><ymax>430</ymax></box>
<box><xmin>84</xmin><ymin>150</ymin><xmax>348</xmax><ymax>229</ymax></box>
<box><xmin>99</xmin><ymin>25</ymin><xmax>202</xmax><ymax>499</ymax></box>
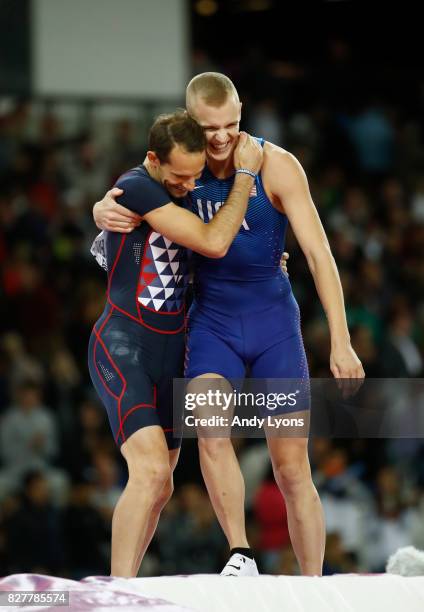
<box><xmin>93</xmin><ymin>73</ymin><xmax>365</xmax><ymax>577</ymax></box>
<box><xmin>88</xmin><ymin>109</ymin><xmax>263</xmax><ymax>577</ymax></box>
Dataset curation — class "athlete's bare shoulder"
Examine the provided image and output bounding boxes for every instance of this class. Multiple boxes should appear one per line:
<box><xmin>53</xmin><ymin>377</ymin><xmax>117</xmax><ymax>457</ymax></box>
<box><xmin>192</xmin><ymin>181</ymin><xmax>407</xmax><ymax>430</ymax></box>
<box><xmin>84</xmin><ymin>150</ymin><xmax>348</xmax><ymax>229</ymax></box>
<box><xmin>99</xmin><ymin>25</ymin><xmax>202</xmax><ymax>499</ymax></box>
<box><xmin>262</xmin><ymin>142</ymin><xmax>305</xmax><ymax>206</ymax></box>
<box><xmin>263</xmin><ymin>141</ymin><xmax>300</xmax><ymax>172</ymax></box>
<box><xmin>263</xmin><ymin>140</ymin><xmax>289</xmax><ymax>157</ymax></box>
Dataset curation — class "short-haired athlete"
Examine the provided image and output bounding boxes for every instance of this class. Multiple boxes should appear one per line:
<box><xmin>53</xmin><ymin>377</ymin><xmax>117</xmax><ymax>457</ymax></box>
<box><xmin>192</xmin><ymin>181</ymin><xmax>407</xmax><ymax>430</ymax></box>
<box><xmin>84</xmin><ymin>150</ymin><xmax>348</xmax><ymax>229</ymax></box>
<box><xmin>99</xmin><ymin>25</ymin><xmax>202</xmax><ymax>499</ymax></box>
<box><xmin>93</xmin><ymin>74</ymin><xmax>365</xmax><ymax>577</ymax></box>
<box><xmin>88</xmin><ymin>110</ymin><xmax>264</xmax><ymax>577</ymax></box>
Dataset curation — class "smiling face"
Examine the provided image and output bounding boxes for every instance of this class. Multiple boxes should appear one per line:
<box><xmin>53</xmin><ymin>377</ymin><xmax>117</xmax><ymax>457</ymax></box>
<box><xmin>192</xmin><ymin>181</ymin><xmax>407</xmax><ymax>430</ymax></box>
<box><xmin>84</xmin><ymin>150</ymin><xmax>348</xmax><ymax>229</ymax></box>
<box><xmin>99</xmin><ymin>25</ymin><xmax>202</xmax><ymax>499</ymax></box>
<box><xmin>147</xmin><ymin>110</ymin><xmax>206</xmax><ymax>198</ymax></box>
<box><xmin>148</xmin><ymin>144</ymin><xmax>205</xmax><ymax>198</ymax></box>
<box><xmin>190</xmin><ymin>95</ymin><xmax>242</xmax><ymax>164</ymax></box>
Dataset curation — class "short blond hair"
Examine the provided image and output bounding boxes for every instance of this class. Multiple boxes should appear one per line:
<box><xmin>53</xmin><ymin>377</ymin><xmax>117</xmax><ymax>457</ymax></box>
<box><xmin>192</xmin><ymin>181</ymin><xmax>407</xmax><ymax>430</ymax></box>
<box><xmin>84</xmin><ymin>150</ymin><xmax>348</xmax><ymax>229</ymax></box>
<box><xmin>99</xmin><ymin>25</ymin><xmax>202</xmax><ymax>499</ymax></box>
<box><xmin>186</xmin><ymin>72</ymin><xmax>239</xmax><ymax>116</ymax></box>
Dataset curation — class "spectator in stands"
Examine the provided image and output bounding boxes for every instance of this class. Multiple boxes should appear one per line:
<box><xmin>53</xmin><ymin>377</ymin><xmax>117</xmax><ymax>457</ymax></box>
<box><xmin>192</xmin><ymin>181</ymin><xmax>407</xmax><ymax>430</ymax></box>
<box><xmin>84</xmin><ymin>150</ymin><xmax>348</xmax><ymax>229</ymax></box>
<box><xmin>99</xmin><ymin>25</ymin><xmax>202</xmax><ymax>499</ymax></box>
<box><xmin>0</xmin><ymin>381</ymin><xmax>68</xmax><ymax>505</ymax></box>
<box><xmin>3</xmin><ymin>471</ymin><xmax>65</xmax><ymax>574</ymax></box>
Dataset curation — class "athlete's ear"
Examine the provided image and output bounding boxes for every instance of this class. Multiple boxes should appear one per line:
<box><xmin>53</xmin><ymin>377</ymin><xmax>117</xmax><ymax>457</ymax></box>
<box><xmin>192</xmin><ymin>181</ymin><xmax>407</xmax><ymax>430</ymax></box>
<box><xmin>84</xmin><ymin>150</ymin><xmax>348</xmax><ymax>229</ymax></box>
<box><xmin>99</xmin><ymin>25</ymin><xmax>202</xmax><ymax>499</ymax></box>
<box><xmin>147</xmin><ymin>151</ymin><xmax>160</xmax><ymax>167</ymax></box>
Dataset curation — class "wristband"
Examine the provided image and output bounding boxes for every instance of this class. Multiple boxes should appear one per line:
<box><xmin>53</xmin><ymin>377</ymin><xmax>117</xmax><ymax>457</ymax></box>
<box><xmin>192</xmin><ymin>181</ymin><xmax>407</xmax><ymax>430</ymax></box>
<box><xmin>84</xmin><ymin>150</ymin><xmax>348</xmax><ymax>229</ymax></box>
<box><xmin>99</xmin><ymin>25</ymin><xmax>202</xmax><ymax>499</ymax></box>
<box><xmin>235</xmin><ymin>168</ymin><xmax>257</xmax><ymax>179</ymax></box>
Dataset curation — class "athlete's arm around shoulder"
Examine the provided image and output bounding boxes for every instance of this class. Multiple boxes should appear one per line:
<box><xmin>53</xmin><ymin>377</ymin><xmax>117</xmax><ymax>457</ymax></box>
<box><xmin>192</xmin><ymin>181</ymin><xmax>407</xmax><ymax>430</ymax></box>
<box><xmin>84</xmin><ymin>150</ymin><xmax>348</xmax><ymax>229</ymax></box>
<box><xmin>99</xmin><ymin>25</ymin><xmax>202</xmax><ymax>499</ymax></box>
<box><xmin>145</xmin><ymin>133</ymin><xmax>261</xmax><ymax>257</ymax></box>
<box><xmin>95</xmin><ymin>133</ymin><xmax>262</xmax><ymax>258</ymax></box>
<box><xmin>141</xmin><ymin>195</ymin><xmax>234</xmax><ymax>258</ymax></box>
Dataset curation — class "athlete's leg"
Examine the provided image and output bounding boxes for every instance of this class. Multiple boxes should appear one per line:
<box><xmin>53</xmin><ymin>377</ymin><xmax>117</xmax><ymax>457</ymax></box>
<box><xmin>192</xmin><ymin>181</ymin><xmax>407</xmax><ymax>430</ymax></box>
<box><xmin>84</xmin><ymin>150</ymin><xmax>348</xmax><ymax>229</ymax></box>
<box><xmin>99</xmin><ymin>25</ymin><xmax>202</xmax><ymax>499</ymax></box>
<box><xmin>250</xmin><ymin>297</ymin><xmax>325</xmax><ymax>575</ymax></box>
<box><xmin>193</xmin><ymin>373</ymin><xmax>249</xmax><ymax>549</ymax></box>
<box><xmin>267</xmin><ymin>435</ymin><xmax>325</xmax><ymax>575</ymax></box>
<box><xmin>185</xmin><ymin>310</ymin><xmax>257</xmax><ymax>572</ymax></box>
<box><xmin>111</xmin><ymin>425</ymin><xmax>171</xmax><ymax>577</ymax></box>
<box><xmin>134</xmin><ymin>447</ymin><xmax>180</xmax><ymax>573</ymax></box>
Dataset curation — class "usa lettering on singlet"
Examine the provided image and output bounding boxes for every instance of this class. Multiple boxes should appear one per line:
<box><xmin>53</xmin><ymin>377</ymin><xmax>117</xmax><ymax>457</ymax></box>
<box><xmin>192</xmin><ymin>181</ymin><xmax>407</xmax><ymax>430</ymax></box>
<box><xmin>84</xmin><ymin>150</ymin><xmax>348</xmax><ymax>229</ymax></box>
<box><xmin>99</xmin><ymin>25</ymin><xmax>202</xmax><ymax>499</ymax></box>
<box><xmin>188</xmin><ymin>138</ymin><xmax>291</xmax><ymax>314</ymax></box>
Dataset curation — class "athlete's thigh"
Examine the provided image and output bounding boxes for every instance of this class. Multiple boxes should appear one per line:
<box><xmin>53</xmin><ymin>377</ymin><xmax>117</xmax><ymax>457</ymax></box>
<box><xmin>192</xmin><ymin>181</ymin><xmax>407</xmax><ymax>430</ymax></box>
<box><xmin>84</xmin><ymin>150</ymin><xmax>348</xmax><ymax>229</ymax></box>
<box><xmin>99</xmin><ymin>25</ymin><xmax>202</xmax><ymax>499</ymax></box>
<box><xmin>88</xmin><ymin>316</ymin><xmax>162</xmax><ymax>448</ymax></box>
<box><xmin>250</xmin><ymin>293</ymin><xmax>309</xmax><ymax>379</ymax></box>
<box><xmin>185</xmin><ymin>327</ymin><xmax>245</xmax><ymax>379</ymax></box>
<box><xmin>251</xmin><ymin>329</ymin><xmax>309</xmax><ymax>379</ymax></box>
<box><xmin>250</xmin><ymin>337</ymin><xmax>311</xmax><ymax>436</ymax></box>
<box><xmin>156</xmin><ymin>375</ymin><xmax>184</xmax><ymax>451</ymax></box>
<box><xmin>186</xmin><ymin>373</ymin><xmax>236</xmax><ymax>438</ymax></box>
<box><xmin>152</xmin><ymin>331</ymin><xmax>186</xmax><ymax>450</ymax></box>
<box><xmin>185</xmin><ymin>303</ymin><xmax>246</xmax><ymax>380</ymax></box>
<box><xmin>249</xmin><ymin>298</ymin><xmax>310</xmax><ymax>426</ymax></box>
<box><xmin>120</xmin><ymin>423</ymin><xmax>169</xmax><ymax>472</ymax></box>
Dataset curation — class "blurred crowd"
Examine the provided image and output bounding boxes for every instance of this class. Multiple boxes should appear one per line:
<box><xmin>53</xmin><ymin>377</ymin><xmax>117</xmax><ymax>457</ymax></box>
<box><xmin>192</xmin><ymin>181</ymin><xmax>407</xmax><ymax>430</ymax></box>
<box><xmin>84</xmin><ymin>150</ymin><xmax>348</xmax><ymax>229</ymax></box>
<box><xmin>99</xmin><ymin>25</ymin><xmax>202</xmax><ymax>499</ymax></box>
<box><xmin>0</xmin><ymin>45</ymin><xmax>423</xmax><ymax>578</ymax></box>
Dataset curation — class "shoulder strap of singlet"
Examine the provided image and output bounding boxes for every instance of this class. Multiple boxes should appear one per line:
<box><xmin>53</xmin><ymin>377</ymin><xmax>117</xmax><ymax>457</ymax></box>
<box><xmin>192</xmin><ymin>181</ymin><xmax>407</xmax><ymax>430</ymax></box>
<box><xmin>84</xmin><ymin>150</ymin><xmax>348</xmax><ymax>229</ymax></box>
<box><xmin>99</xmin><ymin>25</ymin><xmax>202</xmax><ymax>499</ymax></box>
<box><xmin>255</xmin><ymin>136</ymin><xmax>266</xmax><ymax>190</ymax></box>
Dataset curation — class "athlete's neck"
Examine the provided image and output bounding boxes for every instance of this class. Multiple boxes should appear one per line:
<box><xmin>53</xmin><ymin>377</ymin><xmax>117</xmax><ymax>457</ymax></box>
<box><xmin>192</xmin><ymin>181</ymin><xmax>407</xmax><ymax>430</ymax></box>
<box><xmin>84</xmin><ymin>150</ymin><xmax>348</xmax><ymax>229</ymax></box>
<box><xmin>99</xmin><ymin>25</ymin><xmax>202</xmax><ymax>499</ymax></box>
<box><xmin>143</xmin><ymin>157</ymin><xmax>160</xmax><ymax>183</ymax></box>
<box><xmin>206</xmin><ymin>154</ymin><xmax>235</xmax><ymax>179</ymax></box>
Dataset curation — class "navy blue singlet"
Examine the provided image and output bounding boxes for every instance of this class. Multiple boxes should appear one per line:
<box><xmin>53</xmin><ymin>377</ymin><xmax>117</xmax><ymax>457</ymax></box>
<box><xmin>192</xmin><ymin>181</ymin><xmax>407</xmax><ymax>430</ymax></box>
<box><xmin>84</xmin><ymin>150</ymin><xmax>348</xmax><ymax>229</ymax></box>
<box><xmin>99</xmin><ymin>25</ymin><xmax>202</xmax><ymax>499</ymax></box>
<box><xmin>185</xmin><ymin>140</ymin><xmax>310</xmax><ymax>406</ymax></box>
<box><xmin>88</xmin><ymin>166</ymin><xmax>187</xmax><ymax>448</ymax></box>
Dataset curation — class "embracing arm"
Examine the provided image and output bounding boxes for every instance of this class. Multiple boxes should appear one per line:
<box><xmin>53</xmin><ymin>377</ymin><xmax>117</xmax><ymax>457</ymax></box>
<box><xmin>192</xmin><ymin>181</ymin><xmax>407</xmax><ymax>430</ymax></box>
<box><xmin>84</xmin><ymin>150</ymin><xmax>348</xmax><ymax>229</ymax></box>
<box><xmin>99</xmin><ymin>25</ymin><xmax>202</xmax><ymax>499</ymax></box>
<box><xmin>94</xmin><ymin>132</ymin><xmax>262</xmax><ymax>258</ymax></box>
<box><xmin>93</xmin><ymin>190</ymin><xmax>141</xmax><ymax>233</ymax></box>
<box><xmin>263</xmin><ymin>145</ymin><xmax>364</xmax><ymax>378</ymax></box>
<box><xmin>143</xmin><ymin>171</ymin><xmax>255</xmax><ymax>258</ymax></box>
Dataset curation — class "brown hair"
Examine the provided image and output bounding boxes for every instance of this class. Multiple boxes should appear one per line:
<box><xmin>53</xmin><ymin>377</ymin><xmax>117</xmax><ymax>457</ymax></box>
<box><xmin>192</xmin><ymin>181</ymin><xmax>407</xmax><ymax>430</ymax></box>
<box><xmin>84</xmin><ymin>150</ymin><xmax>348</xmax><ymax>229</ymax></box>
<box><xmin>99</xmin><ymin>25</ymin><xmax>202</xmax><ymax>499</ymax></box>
<box><xmin>186</xmin><ymin>72</ymin><xmax>239</xmax><ymax>116</ymax></box>
<box><xmin>148</xmin><ymin>109</ymin><xmax>206</xmax><ymax>163</ymax></box>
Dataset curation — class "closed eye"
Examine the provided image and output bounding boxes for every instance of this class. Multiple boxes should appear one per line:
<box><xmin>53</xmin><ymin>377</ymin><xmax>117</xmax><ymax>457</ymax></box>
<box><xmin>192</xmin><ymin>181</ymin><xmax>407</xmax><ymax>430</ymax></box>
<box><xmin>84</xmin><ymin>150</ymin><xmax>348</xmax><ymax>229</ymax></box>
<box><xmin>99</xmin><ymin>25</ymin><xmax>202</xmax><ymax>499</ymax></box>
<box><xmin>204</xmin><ymin>122</ymin><xmax>238</xmax><ymax>131</ymax></box>
<box><xmin>172</xmin><ymin>171</ymin><xmax>203</xmax><ymax>180</ymax></box>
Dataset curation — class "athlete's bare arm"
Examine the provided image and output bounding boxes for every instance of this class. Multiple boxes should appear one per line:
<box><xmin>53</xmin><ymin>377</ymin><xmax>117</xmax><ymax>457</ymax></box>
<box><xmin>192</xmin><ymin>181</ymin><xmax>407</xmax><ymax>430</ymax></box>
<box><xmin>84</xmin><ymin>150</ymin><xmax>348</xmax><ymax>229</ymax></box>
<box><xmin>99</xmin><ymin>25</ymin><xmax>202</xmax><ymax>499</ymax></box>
<box><xmin>261</xmin><ymin>142</ymin><xmax>364</xmax><ymax>380</ymax></box>
<box><xmin>94</xmin><ymin>195</ymin><xmax>142</xmax><ymax>233</ymax></box>
<box><xmin>142</xmin><ymin>172</ymin><xmax>255</xmax><ymax>258</ymax></box>
<box><xmin>93</xmin><ymin>133</ymin><xmax>262</xmax><ymax>258</ymax></box>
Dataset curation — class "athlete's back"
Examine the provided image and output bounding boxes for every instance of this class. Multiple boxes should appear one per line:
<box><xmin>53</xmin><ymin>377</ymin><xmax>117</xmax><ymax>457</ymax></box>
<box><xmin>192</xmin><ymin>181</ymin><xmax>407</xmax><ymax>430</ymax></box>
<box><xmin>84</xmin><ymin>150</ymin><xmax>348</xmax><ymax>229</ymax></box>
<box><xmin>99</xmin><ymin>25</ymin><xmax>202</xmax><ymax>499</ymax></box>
<box><xmin>105</xmin><ymin>166</ymin><xmax>188</xmax><ymax>333</ymax></box>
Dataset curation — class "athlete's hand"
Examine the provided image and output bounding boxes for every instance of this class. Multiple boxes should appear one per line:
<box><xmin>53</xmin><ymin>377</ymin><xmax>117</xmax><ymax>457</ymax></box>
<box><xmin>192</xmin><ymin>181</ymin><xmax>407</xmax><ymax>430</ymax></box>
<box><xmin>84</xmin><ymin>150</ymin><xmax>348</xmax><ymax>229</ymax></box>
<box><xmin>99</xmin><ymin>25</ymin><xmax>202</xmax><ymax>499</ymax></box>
<box><xmin>234</xmin><ymin>132</ymin><xmax>263</xmax><ymax>175</ymax></box>
<box><xmin>93</xmin><ymin>188</ymin><xmax>142</xmax><ymax>232</ymax></box>
<box><xmin>280</xmin><ymin>251</ymin><xmax>289</xmax><ymax>276</ymax></box>
<box><xmin>330</xmin><ymin>342</ymin><xmax>365</xmax><ymax>398</ymax></box>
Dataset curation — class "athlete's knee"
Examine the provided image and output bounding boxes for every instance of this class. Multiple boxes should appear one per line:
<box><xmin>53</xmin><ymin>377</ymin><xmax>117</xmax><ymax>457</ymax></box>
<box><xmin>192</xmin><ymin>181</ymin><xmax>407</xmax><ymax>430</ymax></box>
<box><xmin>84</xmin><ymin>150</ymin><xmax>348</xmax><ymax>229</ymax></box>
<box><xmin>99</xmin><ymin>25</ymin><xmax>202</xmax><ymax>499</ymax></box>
<box><xmin>152</xmin><ymin>477</ymin><xmax>174</xmax><ymax>512</ymax></box>
<box><xmin>273</xmin><ymin>450</ymin><xmax>312</xmax><ymax>495</ymax></box>
<box><xmin>127</xmin><ymin>457</ymin><xmax>171</xmax><ymax>494</ymax></box>
<box><xmin>121</xmin><ymin>427</ymin><xmax>171</xmax><ymax>492</ymax></box>
<box><xmin>198</xmin><ymin>436</ymin><xmax>234</xmax><ymax>461</ymax></box>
